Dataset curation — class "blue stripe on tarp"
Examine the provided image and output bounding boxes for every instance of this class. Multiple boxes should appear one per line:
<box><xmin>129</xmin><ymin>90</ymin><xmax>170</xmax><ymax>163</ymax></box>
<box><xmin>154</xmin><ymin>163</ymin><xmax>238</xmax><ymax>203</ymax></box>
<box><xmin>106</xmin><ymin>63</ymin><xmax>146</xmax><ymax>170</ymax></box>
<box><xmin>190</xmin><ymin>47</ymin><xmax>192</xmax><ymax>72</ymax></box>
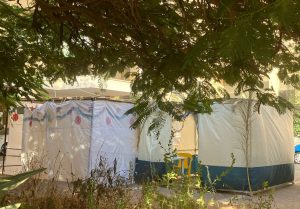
<box><xmin>201</xmin><ymin>163</ymin><xmax>294</xmax><ymax>191</ymax></box>
<box><xmin>135</xmin><ymin>155</ymin><xmax>199</xmax><ymax>182</ymax></box>
<box><xmin>134</xmin><ymin>160</ymin><xmax>167</xmax><ymax>182</ymax></box>
<box><xmin>295</xmin><ymin>144</ymin><xmax>300</xmax><ymax>152</ymax></box>
<box><xmin>191</xmin><ymin>155</ymin><xmax>199</xmax><ymax>173</ymax></box>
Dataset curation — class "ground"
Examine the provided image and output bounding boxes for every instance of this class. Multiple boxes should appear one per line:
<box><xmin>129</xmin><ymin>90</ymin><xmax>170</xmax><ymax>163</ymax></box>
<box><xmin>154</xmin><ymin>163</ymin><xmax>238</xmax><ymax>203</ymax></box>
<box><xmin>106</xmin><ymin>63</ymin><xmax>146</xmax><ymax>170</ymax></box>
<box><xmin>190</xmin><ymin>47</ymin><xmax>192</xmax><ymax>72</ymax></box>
<box><xmin>272</xmin><ymin>164</ymin><xmax>300</xmax><ymax>209</ymax></box>
<box><xmin>211</xmin><ymin>164</ymin><xmax>300</xmax><ymax>208</ymax></box>
<box><xmin>156</xmin><ymin>164</ymin><xmax>300</xmax><ymax>208</ymax></box>
<box><xmin>3</xmin><ymin>164</ymin><xmax>300</xmax><ymax>208</ymax></box>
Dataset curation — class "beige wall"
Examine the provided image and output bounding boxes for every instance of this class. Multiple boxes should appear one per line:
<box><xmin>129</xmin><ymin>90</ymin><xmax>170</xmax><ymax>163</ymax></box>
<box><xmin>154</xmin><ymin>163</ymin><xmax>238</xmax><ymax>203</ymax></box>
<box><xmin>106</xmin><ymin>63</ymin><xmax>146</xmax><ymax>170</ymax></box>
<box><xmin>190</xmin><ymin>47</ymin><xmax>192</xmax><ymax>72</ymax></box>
<box><xmin>174</xmin><ymin>115</ymin><xmax>198</xmax><ymax>155</ymax></box>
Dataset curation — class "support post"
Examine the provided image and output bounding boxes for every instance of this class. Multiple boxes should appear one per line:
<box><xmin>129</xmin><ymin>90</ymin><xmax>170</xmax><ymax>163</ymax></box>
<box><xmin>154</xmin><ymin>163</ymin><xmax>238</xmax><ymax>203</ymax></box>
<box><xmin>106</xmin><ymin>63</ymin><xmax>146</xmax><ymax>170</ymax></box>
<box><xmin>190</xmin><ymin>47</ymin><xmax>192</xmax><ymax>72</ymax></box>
<box><xmin>2</xmin><ymin>108</ymin><xmax>8</xmax><ymax>174</ymax></box>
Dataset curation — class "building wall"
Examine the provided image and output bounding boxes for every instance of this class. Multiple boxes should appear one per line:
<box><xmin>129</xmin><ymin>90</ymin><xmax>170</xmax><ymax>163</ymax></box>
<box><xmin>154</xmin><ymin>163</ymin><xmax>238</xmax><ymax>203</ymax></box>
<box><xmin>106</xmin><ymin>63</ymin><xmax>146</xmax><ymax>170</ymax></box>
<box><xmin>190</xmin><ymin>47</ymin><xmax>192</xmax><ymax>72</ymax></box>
<box><xmin>174</xmin><ymin>115</ymin><xmax>198</xmax><ymax>155</ymax></box>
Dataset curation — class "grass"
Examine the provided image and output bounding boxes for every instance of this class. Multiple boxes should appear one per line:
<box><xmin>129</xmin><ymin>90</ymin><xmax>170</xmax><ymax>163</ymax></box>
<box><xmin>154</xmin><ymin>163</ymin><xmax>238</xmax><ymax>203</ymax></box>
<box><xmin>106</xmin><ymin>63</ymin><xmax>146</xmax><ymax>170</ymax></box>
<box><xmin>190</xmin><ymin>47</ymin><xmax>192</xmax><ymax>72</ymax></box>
<box><xmin>0</xmin><ymin>156</ymin><xmax>277</xmax><ymax>209</ymax></box>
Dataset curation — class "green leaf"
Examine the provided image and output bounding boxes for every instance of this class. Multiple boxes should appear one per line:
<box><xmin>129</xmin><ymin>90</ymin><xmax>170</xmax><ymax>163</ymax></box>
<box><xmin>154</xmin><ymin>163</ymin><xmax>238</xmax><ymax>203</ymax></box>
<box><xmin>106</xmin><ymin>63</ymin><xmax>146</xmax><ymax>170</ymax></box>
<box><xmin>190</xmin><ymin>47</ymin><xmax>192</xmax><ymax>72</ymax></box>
<box><xmin>0</xmin><ymin>168</ymin><xmax>46</xmax><ymax>191</ymax></box>
<box><xmin>0</xmin><ymin>1</ymin><xmax>299</xmax><ymax>125</ymax></box>
<box><xmin>0</xmin><ymin>203</ymin><xmax>21</xmax><ymax>209</ymax></box>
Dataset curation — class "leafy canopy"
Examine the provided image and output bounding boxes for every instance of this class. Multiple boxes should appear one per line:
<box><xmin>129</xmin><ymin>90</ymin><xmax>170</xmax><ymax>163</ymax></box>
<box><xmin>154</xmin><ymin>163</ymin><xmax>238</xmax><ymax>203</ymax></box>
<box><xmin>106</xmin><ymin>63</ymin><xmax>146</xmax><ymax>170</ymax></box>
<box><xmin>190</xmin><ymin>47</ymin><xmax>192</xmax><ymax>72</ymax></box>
<box><xmin>0</xmin><ymin>2</ymin><xmax>46</xmax><ymax>108</ymax></box>
<box><xmin>2</xmin><ymin>0</ymin><xmax>300</xmax><ymax>124</ymax></box>
<box><xmin>0</xmin><ymin>1</ymin><xmax>99</xmax><ymax>107</ymax></box>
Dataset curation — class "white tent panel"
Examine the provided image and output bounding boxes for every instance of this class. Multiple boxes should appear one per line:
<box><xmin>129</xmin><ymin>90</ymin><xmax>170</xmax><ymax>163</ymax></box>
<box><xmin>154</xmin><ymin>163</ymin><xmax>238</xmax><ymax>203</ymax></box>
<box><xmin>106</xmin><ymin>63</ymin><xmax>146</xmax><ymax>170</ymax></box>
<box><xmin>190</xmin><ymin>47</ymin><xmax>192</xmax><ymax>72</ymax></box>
<box><xmin>197</xmin><ymin>102</ymin><xmax>294</xmax><ymax>168</ymax></box>
<box><xmin>138</xmin><ymin>112</ymin><xmax>172</xmax><ymax>162</ymax></box>
<box><xmin>22</xmin><ymin>101</ymin><xmax>92</xmax><ymax>181</ymax></box>
<box><xmin>6</xmin><ymin>113</ymin><xmax>23</xmax><ymax>175</ymax></box>
<box><xmin>22</xmin><ymin>105</ymin><xmax>47</xmax><ymax>168</ymax></box>
<box><xmin>197</xmin><ymin>104</ymin><xmax>246</xmax><ymax>167</ymax></box>
<box><xmin>45</xmin><ymin>101</ymin><xmax>92</xmax><ymax>180</ymax></box>
<box><xmin>250</xmin><ymin>105</ymin><xmax>294</xmax><ymax>166</ymax></box>
<box><xmin>89</xmin><ymin>101</ymin><xmax>137</xmax><ymax>179</ymax></box>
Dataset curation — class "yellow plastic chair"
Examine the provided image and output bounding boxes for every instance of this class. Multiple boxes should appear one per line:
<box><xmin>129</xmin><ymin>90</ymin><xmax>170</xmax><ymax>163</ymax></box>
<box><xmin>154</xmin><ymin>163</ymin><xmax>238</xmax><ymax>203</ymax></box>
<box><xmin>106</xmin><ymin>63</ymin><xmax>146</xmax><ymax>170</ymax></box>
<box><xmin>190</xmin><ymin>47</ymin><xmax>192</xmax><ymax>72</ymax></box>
<box><xmin>175</xmin><ymin>153</ymin><xmax>193</xmax><ymax>176</ymax></box>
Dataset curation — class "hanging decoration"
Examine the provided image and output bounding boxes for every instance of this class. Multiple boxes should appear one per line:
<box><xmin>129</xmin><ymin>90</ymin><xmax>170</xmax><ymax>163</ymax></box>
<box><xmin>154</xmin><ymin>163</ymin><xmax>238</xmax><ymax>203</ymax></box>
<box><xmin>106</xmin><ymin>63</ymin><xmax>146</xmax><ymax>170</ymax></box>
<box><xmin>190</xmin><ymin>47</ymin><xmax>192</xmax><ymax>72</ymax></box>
<box><xmin>11</xmin><ymin>112</ymin><xmax>19</xmax><ymax>122</ymax></box>
<box><xmin>75</xmin><ymin>115</ymin><xmax>81</xmax><ymax>125</ymax></box>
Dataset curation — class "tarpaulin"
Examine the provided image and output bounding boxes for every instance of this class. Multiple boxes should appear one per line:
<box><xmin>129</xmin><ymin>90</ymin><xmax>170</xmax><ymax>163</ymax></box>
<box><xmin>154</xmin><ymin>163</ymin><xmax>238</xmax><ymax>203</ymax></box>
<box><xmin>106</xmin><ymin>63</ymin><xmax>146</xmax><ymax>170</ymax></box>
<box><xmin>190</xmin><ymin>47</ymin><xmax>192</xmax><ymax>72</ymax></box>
<box><xmin>197</xmin><ymin>101</ymin><xmax>294</xmax><ymax>191</ymax></box>
<box><xmin>89</xmin><ymin>101</ymin><xmax>138</xmax><ymax>179</ymax></box>
<box><xmin>137</xmin><ymin>112</ymin><xmax>172</xmax><ymax>162</ymax></box>
<box><xmin>22</xmin><ymin>101</ymin><xmax>92</xmax><ymax>181</ymax></box>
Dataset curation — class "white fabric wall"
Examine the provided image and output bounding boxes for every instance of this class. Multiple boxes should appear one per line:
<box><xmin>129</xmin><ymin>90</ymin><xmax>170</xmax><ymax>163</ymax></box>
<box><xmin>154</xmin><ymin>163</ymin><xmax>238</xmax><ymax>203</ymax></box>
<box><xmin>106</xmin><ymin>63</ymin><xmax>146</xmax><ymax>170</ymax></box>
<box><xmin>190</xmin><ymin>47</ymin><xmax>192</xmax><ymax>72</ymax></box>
<box><xmin>138</xmin><ymin>112</ymin><xmax>172</xmax><ymax>162</ymax></box>
<box><xmin>250</xmin><ymin>105</ymin><xmax>294</xmax><ymax>166</ymax></box>
<box><xmin>22</xmin><ymin>101</ymin><xmax>92</xmax><ymax>181</ymax></box>
<box><xmin>6</xmin><ymin>113</ymin><xmax>23</xmax><ymax>175</ymax></box>
<box><xmin>45</xmin><ymin>101</ymin><xmax>92</xmax><ymax>180</ymax></box>
<box><xmin>197</xmin><ymin>104</ymin><xmax>246</xmax><ymax>167</ymax></box>
<box><xmin>89</xmin><ymin>101</ymin><xmax>137</xmax><ymax>179</ymax></box>
<box><xmin>22</xmin><ymin>104</ymin><xmax>47</xmax><ymax>169</ymax></box>
<box><xmin>197</xmin><ymin>102</ymin><xmax>294</xmax><ymax>167</ymax></box>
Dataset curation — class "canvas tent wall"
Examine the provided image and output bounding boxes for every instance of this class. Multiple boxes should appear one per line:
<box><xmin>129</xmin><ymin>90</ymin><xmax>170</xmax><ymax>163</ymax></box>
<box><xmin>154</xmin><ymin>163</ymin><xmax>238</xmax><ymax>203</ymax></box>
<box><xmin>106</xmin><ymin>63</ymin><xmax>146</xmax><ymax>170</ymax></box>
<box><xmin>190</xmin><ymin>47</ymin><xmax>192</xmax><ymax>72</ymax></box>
<box><xmin>21</xmin><ymin>100</ymin><xmax>137</xmax><ymax>181</ymax></box>
<box><xmin>5</xmin><ymin>111</ymin><xmax>23</xmax><ymax>175</ymax></box>
<box><xmin>89</xmin><ymin>100</ymin><xmax>137</xmax><ymax>179</ymax></box>
<box><xmin>22</xmin><ymin>101</ymin><xmax>93</xmax><ymax>180</ymax></box>
<box><xmin>197</xmin><ymin>100</ymin><xmax>294</xmax><ymax>191</ymax></box>
<box><xmin>135</xmin><ymin>111</ymin><xmax>172</xmax><ymax>180</ymax></box>
<box><xmin>135</xmin><ymin>112</ymin><xmax>199</xmax><ymax>180</ymax></box>
<box><xmin>1</xmin><ymin>103</ymin><xmax>40</xmax><ymax>175</ymax></box>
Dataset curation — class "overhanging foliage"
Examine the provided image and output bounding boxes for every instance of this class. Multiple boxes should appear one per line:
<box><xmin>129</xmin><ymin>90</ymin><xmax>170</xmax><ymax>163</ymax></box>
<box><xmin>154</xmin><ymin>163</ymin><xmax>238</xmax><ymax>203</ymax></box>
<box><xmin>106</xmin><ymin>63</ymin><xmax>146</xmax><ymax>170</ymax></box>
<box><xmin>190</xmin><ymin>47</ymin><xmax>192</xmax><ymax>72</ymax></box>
<box><xmin>0</xmin><ymin>2</ymin><xmax>46</xmax><ymax>107</ymax></box>
<box><xmin>2</xmin><ymin>0</ymin><xmax>300</xmax><ymax>124</ymax></box>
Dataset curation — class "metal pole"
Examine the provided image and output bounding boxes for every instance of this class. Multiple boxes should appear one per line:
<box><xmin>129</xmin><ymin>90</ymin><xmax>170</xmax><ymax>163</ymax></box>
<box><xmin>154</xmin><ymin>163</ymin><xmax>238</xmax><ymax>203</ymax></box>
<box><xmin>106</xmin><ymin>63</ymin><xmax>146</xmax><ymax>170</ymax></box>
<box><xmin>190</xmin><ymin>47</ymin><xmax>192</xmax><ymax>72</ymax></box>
<box><xmin>2</xmin><ymin>108</ymin><xmax>8</xmax><ymax>174</ymax></box>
